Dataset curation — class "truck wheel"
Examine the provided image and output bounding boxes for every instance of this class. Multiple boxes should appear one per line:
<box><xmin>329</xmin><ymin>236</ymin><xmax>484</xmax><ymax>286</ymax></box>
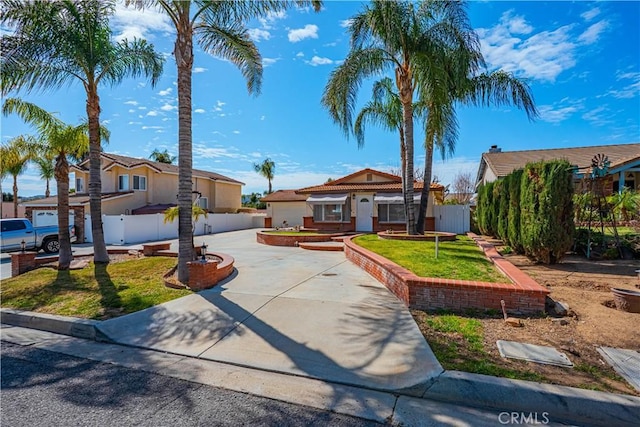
<box><xmin>43</xmin><ymin>237</ymin><xmax>60</xmax><ymax>254</ymax></box>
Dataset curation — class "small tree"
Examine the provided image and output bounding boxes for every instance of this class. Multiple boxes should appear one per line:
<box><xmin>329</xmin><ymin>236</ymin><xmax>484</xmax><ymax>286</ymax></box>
<box><xmin>450</xmin><ymin>172</ymin><xmax>474</xmax><ymax>204</ymax></box>
<box><xmin>149</xmin><ymin>148</ymin><xmax>176</xmax><ymax>164</ymax></box>
<box><xmin>520</xmin><ymin>160</ymin><xmax>574</xmax><ymax>264</ymax></box>
<box><xmin>164</xmin><ymin>205</ymin><xmax>208</xmax><ymax>257</ymax></box>
<box><xmin>254</xmin><ymin>158</ymin><xmax>275</xmax><ymax>194</ymax></box>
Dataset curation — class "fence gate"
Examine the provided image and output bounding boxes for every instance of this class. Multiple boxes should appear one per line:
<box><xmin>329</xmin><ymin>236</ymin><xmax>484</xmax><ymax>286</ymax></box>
<box><xmin>434</xmin><ymin>205</ymin><xmax>470</xmax><ymax>234</ymax></box>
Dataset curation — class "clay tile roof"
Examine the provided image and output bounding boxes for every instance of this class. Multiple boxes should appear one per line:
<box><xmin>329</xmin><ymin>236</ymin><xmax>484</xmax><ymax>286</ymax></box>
<box><xmin>296</xmin><ymin>181</ymin><xmax>444</xmax><ymax>194</ymax></box>
<box><xmin>260</xmin><ymin>190</ymin><xmax>308</xmax><ymax>202</ymax></box>
<box><xmin>483</xmin><ymin>143</ymin><xmax>640</xmax><ymax>178</ymax></box>
<box><xmin>22</xmin><ymin>191</ymin><xmax>134</xmax><ymax>206</ymax></box>
<box><xmin>79</xmin><ymin>153</ymin><xmax>244</xmax><ymax>185</ymax></box>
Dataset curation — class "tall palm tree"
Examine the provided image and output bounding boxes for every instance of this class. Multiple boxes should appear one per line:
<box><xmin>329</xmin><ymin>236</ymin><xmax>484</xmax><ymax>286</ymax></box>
<box><xmin>128</xmin><ymin>0</ymin><xmax>321</xmax><ymax>283</ymax></box>
<box><xmin>149</xmin><ymin>148</ymin><xmax>176</xmax><ymax>164</ymax></box>
<box><xmin>2</xmin><ymin>98</ymin><xmax>104</xmax><ymax>269</ymax></box>
<box><xmin>323</xmin><ymin>0</ymin><xmax>480</xmax><ymax>234</ymax></box>
<box><xmin>254</xmin><ymin>158</ymin><xmax>275</xmax><ymax>194</ymax></box>
<box><xmin>34</xmin><ymin>156</ymin><xmax>55</xmax><ymax>198</ymax></box>
<box><xmin>1</xmin><ymin>136</ymin><xmax>35</xmax><ymax>218</ymax></box>
<box><xmin>1</xmin><ymin>0</ymin><xmax>164</xmax><ymax>264</ymax></box>
<box><xmin>414</xmin><ymin>71</ymin><xmax>538</xmax><ymax>234</ymax></box>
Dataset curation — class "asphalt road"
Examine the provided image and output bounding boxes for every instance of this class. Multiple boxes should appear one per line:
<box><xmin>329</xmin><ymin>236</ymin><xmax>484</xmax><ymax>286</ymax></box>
<box><xmin>1</xmin><ymin>342</ymin><xmax>382</xmax><ymax>427</ymax></box>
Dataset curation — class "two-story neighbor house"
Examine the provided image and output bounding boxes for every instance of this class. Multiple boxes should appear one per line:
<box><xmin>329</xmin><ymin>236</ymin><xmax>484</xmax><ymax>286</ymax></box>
<box><xmin>23</xmin><ymin>153</ymin><xmax>244</xmax><ymax>241</ymax></box>
<box><xmin>475</xmin><ymin>143</ymin><xmax>640</xmax><ymax>194</ymax></box>
<box><xmin>261</xmin><ymin>168</ymin><xmax>444</xmax><ymax>232</ymax></box>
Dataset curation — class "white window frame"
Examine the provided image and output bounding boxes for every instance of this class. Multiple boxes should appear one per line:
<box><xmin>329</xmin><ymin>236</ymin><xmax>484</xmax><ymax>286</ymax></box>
<box><xmin>313</xmin><ymin>203</ymin><xmax>348</xmax><ymax>222</ymax></box>
<box><xmin>132</xmin><ymin>175</ymin><xmax>147</xmax><ymax>191</ymax></box>
<box><xmin>118</xmin><ymin>174</ymin><xmax>129</xmax><ymax>191</ymax></box>
<box><xmin>377</xmin><ymin>202</ymin><xmax>419</xmax><ymax>223</ymax></box>
<box><xmin>75</xmin><ymin>177</ymin><xmax>85</xmax><ymax>193</ymax></box>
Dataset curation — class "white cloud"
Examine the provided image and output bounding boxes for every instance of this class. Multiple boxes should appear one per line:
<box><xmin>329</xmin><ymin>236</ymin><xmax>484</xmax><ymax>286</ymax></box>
<box><xmin>233</xmin><ymin>130</ymin><xmax>241</xmax><ymax>134</ymax></box>
<box><xmin>581</xmin><ymin>7</ymin><xmax>600</xmax><ymax>22</ymax></box>
<box><xmin>146</xmin><ymin>110</ymin><xmax>158</xmax><ymax>116</ymax></box>
<box><xmin>478</xmin><ymin>12</ymin><xmax>576</xmax><ymax>82</ymax></box>
<box><xmin>193</xmin><ymin>67</ymin><xmax>207</xmax><ymax>73</ymax></box>
<box><xmin>193</xmin><ymin>144</ymin><xmax>243</xmax><ymax>160</ymax></box>
<box><xmin>142</xmin><ymin>125</ymin><xmax>163</xmax><ymax>130</ymax></box>
<box><xmin>578</xmin><ymin>20</ymin><xmax>608</xmax><ymax>45</ymax></box>
<box><xmin>604</xmin><ymin>71</ymin><xmax>640</xmax><ymax>99</ymax></box>
<box><xmin>111</xmin><ymin>1</ymin><xmax>174</xmax><ymax>42</ymax></box>
<box><xmin>259</xmin><ymin>10</ymin><xmax>287</xmax><ymax>30</ymax></box>
<box><xmin>306</xmin><ymin>56</ymin><xmax>333</xmax><ymax>66</ymax></box>
<box><xmin>194</xmin><ymin>108</ymin><xmax>205</xmax><ymax>114</ymax></box>
<box><xmin>124</xmin><ymin>100</ymin><xmax>138</xmax><ymax>106</ymax></box>
<box><xmin>339</xmin><ymin>19</ymin><xmax>353</xmax><ymax>28</ymax></box>
<box><xmin>158</xmin><ymin>88</ymin><xmax>172</xmax><ymax>96</ymax></box>
<box><xmin>217</xmin><ymin>100</ymin><xmax>226</xmax><ymax>107</ymax></box>
<box><xmin>160</xmin><ymin>103</ymin><xmax>176</xmax><ymax>111</ymax></box>
<box><xmin>248</xmin><ymin>28</ymin><xmax>271</xmax><ymax>42</ymax></box>
<box><xmin>296</xmin><ymin>52</ymin><xmax>304</xmax><ymax>57</ymax></box>
<box><xmin>260</xmin><ymin>115</ymin><xmax>266</xmax><ymax>121</ymax></box>
<box><xmin>538</xmin><ymin>104</ymin><xmax>580</xmax><ymax>123</ymax></box>
<box><xmin>138</xmin><ymin>106</ymin><xmax>147</xmax><ymax>110</ymax></box>
<box><xmin>128</xmin><ymin>109</ymin><xmax>135</xmax><ymax>113</ymax></box>
<box><xmin>581</xmin><ymin>106</ymin><xmax>611</xmax><ymax>126</ymax></box>
<box><xmin>262</xmin><ymin>57</ymin><xmax>279</xmax><ymax>67</ymax></box>
<box><xmin>288</xmin><ymin>24</ymin><xmax>318</xmax><ymax>42</ymax></box>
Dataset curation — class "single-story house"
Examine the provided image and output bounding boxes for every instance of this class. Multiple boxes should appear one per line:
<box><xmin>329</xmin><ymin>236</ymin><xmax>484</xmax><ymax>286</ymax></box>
<box><xmin>22</xmin><ymin>152</ymin><xmax>244</xmax><ymax>241</ymax></box>
<box><xmin>261</xmin><ymin>168</ymin><xmax>444</xmax><ymax>232</ymax></box>
<box><xmin>475</xmin><ymin>143</ymin><xmax>640</xmax><ymax>194</ymax></box>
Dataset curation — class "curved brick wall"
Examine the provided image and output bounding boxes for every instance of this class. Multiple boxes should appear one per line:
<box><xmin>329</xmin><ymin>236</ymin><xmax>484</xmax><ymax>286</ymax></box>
<box><xmin>256</xmin><ymin>231</ymin><xmax>342</xmax><ymax>246</ymax></box>
<box><xmin>344</xmin><ymin>236</ymin><xmax>548</xmax><ymax>315</ymax></box>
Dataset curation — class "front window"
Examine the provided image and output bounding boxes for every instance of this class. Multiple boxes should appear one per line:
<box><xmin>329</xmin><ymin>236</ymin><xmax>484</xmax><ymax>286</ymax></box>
<box><xmin>378</xmin><ymin>203</ymin><xmax>412</xmax><ymax>223</ymax></box>
<box><xmin>75</xmin><ymin>177</ymin><xmax>85</xmax><ymax>193</ymax></box>
<box><xmin>313</xmin><ymin>204</ymin><xmax>346</xmax><ymax>222</ymax></box>
<box><xmin>118</xmin><ymin>175</ymin><xmax>129</xmax><ymax>191</ymax></box>
<box><xmin>133</xmin><ymin>175</ymin><xmax>147</xmax><ymax>191</ymax></box>
<box><xmin>197</xmin><ymin>197</ymin><xmax>208</xmax><ymax>210</ymax></box>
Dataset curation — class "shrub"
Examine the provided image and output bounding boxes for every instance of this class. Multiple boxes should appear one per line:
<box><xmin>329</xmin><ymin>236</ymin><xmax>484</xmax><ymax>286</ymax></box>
<box><xmin>497</xmin><ymin>174</ymin><xmax>510</xmax><ymax>242</ymax></box>
<box><xmin>507</xmin><ymin>169</ymin><xmax>523</xmax><ymax>252</ymax></box>
<box><xmin>520</xmin><ymin>160</ymin><xmax>574</xmax><ymax>264</ymax></box>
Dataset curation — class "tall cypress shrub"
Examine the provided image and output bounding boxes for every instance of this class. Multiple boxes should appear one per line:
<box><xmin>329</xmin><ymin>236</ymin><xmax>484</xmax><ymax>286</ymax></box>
<box><xmin>520</xmin><ymin>160</ymin><xmax>574</xmax><ymax>263</ymax></box>
<box><xmin>497</xmin><ymin>175</ymin><xmax>510</xmax><ymax>242</ymax></box>
<box><xmin>476</xmin><ymin>183</ymin><xmax>488</xmax><ymax>234</ymax></box>
<box><xmin>490</xmin><ymin>180</ymin><xmax>501</xmax><ymax>237</ymax></box>
<box><xmin>507</xmin><ymin>169</ymin><xmax>524</xmax><ymax>252</ymax></box>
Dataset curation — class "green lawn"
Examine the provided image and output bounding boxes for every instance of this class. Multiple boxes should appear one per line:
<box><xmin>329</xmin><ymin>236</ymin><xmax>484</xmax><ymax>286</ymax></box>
<box><xmin>1</xmin><ymin>257</ymin><xmax>191</xmax><ymax>320</ymax></box>
<box><xmin>353</xmin><ymin>234</ymin><xmax>507</xmax><ymax>282</ymax></box>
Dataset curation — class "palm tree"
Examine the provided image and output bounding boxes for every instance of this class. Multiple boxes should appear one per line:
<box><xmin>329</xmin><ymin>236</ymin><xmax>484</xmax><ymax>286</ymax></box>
<box><xmin>1</xmin><ymin>0</ymin><xmax>164</xmax><ymax>264</ymax></box>
<box><xmin>127</xmin><ymin>0</ymin><xmax>321</xmax><ymax>283</ymax></box>
<box><xmin>2</xmin><ymin>98</ymin><xmax>105</xmax><ymax>269</ymax></box>
<box><xmin>414</xmin><ymin>72</ymin><xmax>538</xmax><ymax>234</ymax></box>
<box><xmin>1</xmin><ymin>136</ymin><xmax>35</xmax><ymax>218</ymax></box>
<box><xmin>149</xmin><ymin>148</ymin><xmax>176</xmax><ymax>164</ymax></box>
<box><xmin>34</xmin><ymin>156</ymin><xmax>55</xmax><ymax>198</ymax></box>
<box><xmin>323</xmin><ymin>0</ymin><xmax>480</xmax><ymax>234</ymax></box>
<box><xmin>254</xmin><ymin>158</ymin><xmax>276</xmax><ymax>194</ymax></box>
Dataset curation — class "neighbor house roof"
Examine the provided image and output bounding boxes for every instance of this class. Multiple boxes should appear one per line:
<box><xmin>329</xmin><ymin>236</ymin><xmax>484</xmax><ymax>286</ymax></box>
<box><xmin>21</xmin><ymin>191</ymin><xmax>134</xmax><ymax>206</ymax></box>
<box><xmin>476</xmin><ymin>143</ymin><xmax>640</xmax><ymax>186</ymax></box>
<box><xmin>260</xmin><ymin>190</ymin><xmax>308</xmax><ymax>202</ymax></box>
<box><xmin>76</xmin><ymin>153</ymin><xmax>244</xmax><ymax>185</ymax></box>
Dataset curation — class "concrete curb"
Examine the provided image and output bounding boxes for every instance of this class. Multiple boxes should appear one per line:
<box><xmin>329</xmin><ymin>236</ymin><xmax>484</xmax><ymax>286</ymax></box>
<box><xmin>2</xmin><ymin>309</ymin><xmax>639</xmax><ymax>427</ymax></box>
<box><xmin>423</xmin><ymin>370</ymin><xmax>640</xmax><ymax>427</ymax></box>
<box><xmin>0</xmin><ymin>308</ymin><xmax>104</xmax><ymax>341</ymax></box>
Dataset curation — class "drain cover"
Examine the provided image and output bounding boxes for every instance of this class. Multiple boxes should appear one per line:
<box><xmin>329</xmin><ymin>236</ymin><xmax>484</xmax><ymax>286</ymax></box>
<box><xmin>321</xmin><ymin>273</ymin><xmax>337</xmax><ymax>276</ymax></box>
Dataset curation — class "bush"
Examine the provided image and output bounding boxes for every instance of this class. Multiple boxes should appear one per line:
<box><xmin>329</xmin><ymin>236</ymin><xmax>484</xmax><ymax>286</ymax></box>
<box><xmin>520</xmin><ymin>160</ymin><xmax>574</xmax><ymax>264</ymax></box>
<box><xmin>497</xmin><ymin>174</ymin><xmax>510</xmax><ymax>242</ymax></box>
<box><xmin>507</xmin><ymin>169</ymin><xmax>523</xmax><ymax>252</ymax></box>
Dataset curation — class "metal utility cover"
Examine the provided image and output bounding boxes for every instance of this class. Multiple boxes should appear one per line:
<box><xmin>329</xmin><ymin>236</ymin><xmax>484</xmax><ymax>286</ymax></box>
<box><xmin>598</xmin><ymin>347</ymin><xmax>640</xmax><ymax>392</ymax></box>
<box><xmin>497</xmin><ymin>340</ymin><xmax>573</xmax><ymax>367</ymax></box>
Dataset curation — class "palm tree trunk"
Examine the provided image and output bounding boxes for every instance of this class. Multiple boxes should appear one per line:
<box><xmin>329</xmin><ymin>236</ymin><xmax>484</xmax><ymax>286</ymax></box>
<box><xmin>45</xmin><ymin>178</ymin><xmax>50</xmax><ymax>198</ymax></box>
<box><xmin>176</xmin><ymin>23</ymin><xmax>194</xmax><ymax>283</ymax></box>
<box><xmin>399</xmin><ymin>74</ymin><xmax>417</xmax><ymax>235</ymax></box>
<box><xmin>12</xmin><ymin>175</ymin><xmax>18</xmax><ymax>218</ymax></box>
<box><xmin>399</xmin><ymin>127</ymin><xmax>406</xmax><ymax>185</ymax></box>
<box><xmin>55</xmin><ymin>154</ymin><xmax>73</xmax><ymax>269</ymax></box>
<box><xmin>416</xmin><ymin>140</ymin><xmax>434</xmax><ymax>234</ymax></box>
<box><xmin>268</xmin><ymin>179</ymin><xmax>272</xmax><ymax>194</ymax></box>
<box><xmin>86</xmin><ymin>84</ymin><xmax>110</xmax><ymax>264</ymax></box>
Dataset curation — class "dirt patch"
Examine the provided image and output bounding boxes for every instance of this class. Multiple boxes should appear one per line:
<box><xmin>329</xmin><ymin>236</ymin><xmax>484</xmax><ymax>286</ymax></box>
<box><xmin>414</xmin><ymin>250</ymin><xmax>640</xmax><ymax>396</ymax></box>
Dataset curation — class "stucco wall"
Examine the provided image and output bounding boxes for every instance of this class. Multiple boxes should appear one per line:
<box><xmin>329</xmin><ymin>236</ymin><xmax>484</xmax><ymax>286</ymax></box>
<box><xmin>268</xmin><ymin>201</ymin><xmax>307</xmax><ymax>227</ymax></box>
<box><xmin>214</xmin><ymin>181</ymin><xmax>241</xmax><ymax>212</ymax></box>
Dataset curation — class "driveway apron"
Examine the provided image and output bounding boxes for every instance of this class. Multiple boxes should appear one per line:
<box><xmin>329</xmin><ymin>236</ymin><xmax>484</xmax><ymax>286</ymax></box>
<box><xmin>97</xmin><ymin>229</ymin><xmax>443</xmax><ymax>392</ymax></box>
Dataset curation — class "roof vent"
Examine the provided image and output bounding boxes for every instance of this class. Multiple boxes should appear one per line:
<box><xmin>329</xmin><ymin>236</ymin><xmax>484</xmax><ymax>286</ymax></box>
<box><xmin>488</xmin><ymin>145</ymin><xmax>501</xmax><ymax>153</ymax></box>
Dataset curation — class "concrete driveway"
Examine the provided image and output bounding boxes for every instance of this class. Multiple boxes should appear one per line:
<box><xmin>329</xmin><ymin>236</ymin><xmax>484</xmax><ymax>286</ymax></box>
<box><xmin>92</xmin><ymin>229</ymin><xmax>442</xmax><ymax>392</ymax></box>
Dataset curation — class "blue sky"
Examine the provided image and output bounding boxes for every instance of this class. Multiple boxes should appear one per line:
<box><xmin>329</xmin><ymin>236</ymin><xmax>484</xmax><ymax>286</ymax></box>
<box><xmin>2</xmin><ymin>1</ymin><xmax>639</xmax><ymax>198</ymax></box>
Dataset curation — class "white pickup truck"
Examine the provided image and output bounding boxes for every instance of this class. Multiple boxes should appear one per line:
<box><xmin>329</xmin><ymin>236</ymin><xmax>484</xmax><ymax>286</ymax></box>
<box><xmin>0</xmin><ymin>218</ymin><xmax>76</xmax><ymax>253</ymax></box>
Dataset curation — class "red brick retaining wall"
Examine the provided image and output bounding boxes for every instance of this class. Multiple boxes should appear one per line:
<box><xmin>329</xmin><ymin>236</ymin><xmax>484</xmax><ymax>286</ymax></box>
<box><xmin>344</xmin><ymin>236</ymin><xmax>549</xmax><ymax>315</ymax></box>
<box><xmin>256</xmin><ymin>231</ymin><xmax>343</xmax><ymax>246</ymax></box>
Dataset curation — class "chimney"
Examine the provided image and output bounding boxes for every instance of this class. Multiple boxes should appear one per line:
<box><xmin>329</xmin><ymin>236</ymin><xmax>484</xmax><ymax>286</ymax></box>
<box><xmin>488</xmin><ymin>145</ymin><xmax>501</xmax><ymax>153</ymax></box>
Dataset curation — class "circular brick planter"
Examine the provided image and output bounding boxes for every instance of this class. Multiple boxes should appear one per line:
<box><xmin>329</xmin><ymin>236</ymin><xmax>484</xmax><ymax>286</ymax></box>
<box><xmin>256</xmin><ymin>230</ymin><xmax>345</xmax><ymax>246</ymax></box>
<box><xmin>377</xmin><ymin>230</ymin><xmax>457</xmax><ymax>241</ymax></box>
<box><xmin>611</xmin><ymin>288</ymin><xmax>640</xmax><ymax>313</ymax></box>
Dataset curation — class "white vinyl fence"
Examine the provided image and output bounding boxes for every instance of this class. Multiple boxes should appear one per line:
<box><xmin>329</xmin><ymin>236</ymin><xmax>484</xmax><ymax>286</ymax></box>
<box><xmin>83</xmin><ymin>212</ymin><xmax>266</xmax><ymax>244</ymax></box>
<box><xmin>434</xmin><ymin>204</ymin><xmax>471</xmax><ymax>234</ymax></box>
